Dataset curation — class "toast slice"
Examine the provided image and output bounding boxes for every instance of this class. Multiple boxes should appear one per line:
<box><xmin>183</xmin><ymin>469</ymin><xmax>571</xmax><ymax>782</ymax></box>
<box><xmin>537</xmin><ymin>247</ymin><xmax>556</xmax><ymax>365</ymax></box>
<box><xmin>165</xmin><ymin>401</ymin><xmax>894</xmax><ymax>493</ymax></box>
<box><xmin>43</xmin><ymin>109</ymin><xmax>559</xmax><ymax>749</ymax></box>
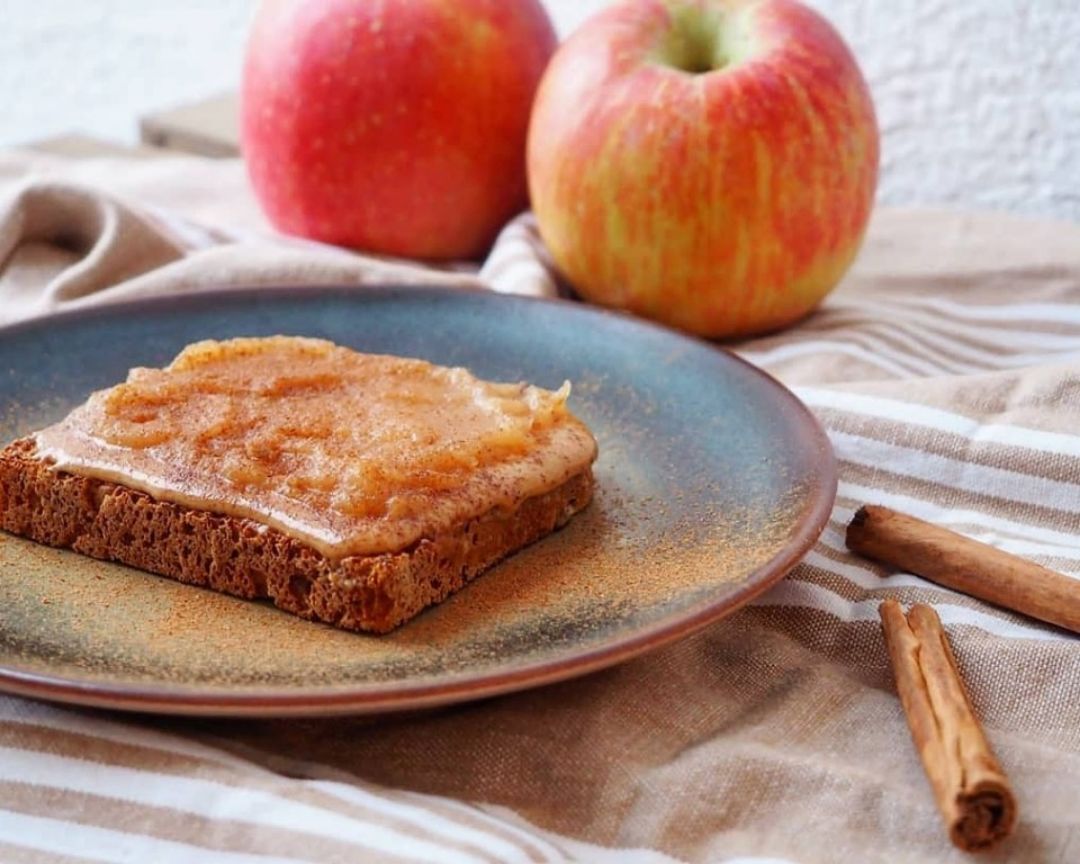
<box><xmin>0</xmin><ymin>337</ymin><xmax>597</xmax><ymax>633</ymax></box>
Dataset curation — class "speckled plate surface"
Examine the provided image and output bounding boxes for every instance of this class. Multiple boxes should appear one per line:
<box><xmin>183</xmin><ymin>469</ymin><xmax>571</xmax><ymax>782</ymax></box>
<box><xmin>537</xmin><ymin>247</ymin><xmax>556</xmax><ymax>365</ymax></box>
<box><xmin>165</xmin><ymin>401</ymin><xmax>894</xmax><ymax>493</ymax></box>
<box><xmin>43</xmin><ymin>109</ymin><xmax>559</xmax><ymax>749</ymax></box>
<box><xmin>0</xmin><ymin>287</ymin><xmax>834</xmax><ymax>716</ymax></box>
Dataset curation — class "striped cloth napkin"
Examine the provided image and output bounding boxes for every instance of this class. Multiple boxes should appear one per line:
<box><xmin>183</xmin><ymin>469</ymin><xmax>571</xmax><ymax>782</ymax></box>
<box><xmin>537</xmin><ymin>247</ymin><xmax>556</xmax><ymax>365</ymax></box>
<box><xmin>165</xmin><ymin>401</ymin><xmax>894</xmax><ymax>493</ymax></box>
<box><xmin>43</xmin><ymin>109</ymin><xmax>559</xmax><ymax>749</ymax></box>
<box><xmin>1</xmin><ymin>150</ymin><xmax>1078</xmax><ymax>863</ymax></box>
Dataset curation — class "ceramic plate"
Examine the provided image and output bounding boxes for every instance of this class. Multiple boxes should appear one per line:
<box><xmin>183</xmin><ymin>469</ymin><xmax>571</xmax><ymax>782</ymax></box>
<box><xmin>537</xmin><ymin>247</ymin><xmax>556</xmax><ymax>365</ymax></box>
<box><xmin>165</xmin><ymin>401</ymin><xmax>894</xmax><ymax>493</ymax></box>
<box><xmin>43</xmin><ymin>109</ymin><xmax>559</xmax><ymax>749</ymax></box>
<box><xmin>0</xmin><ymin>287</ymin><xmax>834</xmax><ymax>716</ymax></box>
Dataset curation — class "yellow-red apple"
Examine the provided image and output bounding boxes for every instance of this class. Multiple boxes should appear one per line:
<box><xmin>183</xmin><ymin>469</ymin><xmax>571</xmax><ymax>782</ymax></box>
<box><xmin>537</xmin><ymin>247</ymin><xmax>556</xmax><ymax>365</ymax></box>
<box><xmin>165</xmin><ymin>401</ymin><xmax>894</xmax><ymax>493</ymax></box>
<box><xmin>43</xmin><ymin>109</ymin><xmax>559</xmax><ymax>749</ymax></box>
<box><xmin>243</xmin><ymin>0</ymin><xmax>557</xmax><ymax>260</ymax></box>
<box><xmin>527</xmin><ymin>0</ymin><xmax>878</xmax><ymax>338</ymax></box>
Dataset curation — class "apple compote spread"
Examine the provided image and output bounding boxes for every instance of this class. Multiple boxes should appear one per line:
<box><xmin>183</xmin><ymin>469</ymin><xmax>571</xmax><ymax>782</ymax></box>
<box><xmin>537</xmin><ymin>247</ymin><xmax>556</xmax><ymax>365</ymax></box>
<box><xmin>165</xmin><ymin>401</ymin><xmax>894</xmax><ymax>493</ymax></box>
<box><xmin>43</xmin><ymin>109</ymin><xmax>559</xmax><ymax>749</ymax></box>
<box><xmin>35</xmin><ymin>337</ymin><xmax>597</xmax><ymax>559</ymax></box>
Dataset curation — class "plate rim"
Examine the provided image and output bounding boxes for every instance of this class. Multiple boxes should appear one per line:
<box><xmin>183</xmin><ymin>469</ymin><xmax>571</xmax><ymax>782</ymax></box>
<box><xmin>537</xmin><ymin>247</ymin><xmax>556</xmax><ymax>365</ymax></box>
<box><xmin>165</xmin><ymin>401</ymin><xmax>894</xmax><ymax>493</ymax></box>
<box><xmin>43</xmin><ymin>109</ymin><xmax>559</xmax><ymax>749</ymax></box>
<box><xmin>0</xmin><ymin>285</ymin><xmax>837</xmax><ymax>716</ymax></box>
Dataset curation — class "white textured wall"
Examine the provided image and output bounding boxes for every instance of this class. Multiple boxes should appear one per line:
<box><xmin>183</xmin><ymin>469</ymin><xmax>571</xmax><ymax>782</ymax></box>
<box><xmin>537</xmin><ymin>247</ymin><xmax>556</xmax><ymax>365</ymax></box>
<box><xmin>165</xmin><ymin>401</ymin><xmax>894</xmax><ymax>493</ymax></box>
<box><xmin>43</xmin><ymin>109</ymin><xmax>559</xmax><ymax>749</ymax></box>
<box><xmin>816</xmin><ymin>0</ymin><xmax>1080</xmax><ymax>222</ymax></box>
<box><xmin>2</xmin><ymin>0</ymin><xmax>1078</xmax><ymax>220</ymax></box>
<box><xmin>1</xmin><ymin>1</ymin><xmax>252</xmax><ymax>147</ymax></box>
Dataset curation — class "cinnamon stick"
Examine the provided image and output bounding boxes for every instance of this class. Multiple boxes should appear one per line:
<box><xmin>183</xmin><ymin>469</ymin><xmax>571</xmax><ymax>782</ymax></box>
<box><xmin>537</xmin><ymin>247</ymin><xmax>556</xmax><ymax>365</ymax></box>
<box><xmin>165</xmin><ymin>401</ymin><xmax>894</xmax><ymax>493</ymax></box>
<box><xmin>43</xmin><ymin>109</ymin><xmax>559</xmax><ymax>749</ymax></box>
<box><xmin>847</xmin><ymin>505</ymin><xmax>1080</xmax><ymax>634</ymax></box>
<box><xmin>879</xmin><ymin>600</ymin><xmax>1017</xmax><ymax>852</ymax></box>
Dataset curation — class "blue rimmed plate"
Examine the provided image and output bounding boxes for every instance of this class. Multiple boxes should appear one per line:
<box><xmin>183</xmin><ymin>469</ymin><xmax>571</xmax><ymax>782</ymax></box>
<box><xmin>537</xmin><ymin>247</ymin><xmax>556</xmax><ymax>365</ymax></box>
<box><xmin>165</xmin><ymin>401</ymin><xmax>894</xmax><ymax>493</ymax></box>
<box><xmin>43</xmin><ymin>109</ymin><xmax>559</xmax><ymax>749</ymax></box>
<box><xmin>0</xmin><ymin>287</ymin><xmax>834</xmax><ymax>716</ymax></box>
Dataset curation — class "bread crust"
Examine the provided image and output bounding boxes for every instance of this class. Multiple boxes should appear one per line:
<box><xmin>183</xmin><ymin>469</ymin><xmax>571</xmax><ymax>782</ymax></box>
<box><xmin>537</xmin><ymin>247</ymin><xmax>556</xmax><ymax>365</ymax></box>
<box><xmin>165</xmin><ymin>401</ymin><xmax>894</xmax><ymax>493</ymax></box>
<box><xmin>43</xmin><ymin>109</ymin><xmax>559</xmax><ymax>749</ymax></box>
<box><xmin>0</xmin><ymin>438</ymin><xmax>594</xmax><ymax>633</ymax></box>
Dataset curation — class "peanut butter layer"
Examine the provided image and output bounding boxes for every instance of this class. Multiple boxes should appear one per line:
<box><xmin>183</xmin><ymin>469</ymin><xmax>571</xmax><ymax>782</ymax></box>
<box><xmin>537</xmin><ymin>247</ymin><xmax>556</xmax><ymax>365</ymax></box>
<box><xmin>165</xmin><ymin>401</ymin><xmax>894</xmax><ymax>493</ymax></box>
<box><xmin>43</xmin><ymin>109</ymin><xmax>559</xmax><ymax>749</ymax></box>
<box><xmin>34</xmin><ymin>336</ymin><xmax>598</xmax><ymax>559</ymax></box>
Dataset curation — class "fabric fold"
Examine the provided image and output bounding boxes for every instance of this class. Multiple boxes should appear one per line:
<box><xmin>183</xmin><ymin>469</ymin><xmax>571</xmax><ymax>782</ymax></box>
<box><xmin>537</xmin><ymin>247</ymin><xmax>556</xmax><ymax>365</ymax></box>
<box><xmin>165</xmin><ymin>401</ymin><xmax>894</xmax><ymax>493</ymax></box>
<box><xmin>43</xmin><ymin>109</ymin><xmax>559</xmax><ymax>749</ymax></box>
<box><xmin>0</xmin><ymin>180</ymin><xmax>186</xmax><ymax>318</ymax></box>
<box><xmin>0</xmin><ymin>155</ymin><xmax>564</xmax><ymax>326</ymax></box>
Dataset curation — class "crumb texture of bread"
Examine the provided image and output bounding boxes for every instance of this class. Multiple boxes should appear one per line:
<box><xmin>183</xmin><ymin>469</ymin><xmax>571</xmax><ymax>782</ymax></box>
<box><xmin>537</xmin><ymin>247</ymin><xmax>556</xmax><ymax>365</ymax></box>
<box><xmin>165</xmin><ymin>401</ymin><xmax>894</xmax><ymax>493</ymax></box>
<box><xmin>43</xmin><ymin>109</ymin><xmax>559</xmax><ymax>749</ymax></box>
<box><xmin>0</xmin><ymin>438</ymin><xmax>593</xmax><ymax>633</ymax></box>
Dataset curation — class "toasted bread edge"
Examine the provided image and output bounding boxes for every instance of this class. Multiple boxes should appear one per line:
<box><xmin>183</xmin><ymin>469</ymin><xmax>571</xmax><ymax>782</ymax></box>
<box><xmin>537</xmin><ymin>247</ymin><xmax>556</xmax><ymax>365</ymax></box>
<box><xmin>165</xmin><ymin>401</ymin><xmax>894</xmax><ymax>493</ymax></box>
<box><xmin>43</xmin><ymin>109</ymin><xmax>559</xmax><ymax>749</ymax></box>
<box><xmin>0</xmin><ymin>437</ymin><xmax>594</xmax><ymax>633</ymax></box>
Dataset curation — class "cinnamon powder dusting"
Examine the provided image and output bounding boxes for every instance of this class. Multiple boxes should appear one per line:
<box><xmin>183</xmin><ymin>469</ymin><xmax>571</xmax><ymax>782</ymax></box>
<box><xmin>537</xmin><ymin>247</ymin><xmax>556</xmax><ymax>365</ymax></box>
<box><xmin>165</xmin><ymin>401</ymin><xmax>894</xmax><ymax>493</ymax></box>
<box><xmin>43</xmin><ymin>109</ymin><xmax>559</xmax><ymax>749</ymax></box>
<box><xmin>0</xmin><ymin>370</ymin><xmax>810</xmax><ymax>694</ymax></box>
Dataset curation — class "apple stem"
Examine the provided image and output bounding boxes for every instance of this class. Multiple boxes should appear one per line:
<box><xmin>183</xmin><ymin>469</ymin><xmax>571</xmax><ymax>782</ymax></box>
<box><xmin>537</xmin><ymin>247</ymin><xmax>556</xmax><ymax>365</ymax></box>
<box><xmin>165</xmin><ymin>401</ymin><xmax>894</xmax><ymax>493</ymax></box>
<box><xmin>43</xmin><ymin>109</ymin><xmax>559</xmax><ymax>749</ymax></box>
<box><xmin>658</xmin><ymin>3</ymin><xmax>728</xmax><ymax>75</ymax></box>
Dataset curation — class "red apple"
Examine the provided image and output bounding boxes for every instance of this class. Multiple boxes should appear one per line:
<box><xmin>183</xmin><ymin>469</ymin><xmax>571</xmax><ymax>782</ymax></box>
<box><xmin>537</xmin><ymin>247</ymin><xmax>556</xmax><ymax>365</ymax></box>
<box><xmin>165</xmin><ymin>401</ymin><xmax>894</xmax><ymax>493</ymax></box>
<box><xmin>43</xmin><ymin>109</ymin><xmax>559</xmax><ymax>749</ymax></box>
<box><xmin>242</xmin><ymin>0</ymin><xmax>557</xmax><ymax>260</ymax></box>
<box><xmin>527</xmin><ymin>0</ymin><xmax>878</xmax><ymax>338</ymax></box>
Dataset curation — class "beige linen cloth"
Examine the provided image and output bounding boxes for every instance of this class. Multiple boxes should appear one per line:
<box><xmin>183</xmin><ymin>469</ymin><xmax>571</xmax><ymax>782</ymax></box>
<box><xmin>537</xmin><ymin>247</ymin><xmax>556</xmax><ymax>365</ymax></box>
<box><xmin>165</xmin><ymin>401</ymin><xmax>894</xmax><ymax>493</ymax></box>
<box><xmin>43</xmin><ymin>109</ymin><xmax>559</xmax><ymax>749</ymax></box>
<box><xmin>1</xmin><ymin>150</ymin><xmax>1079</xmax><ymax>864</ymax></box>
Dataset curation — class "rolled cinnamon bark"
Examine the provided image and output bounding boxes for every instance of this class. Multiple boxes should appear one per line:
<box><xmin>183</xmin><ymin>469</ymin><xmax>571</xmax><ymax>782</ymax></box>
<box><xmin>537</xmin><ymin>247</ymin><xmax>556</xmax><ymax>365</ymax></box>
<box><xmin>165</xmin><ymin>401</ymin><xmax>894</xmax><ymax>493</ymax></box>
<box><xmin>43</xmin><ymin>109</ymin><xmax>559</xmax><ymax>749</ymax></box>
<box><xmin>848</xmin><ymin>505</ymin><xmax>1080</xmax><ymax>634</ymax></box>
<box><xmin>879</xmin><ymin>600</ymin><xmax>1017</xmax><ymax>852</ymax></box>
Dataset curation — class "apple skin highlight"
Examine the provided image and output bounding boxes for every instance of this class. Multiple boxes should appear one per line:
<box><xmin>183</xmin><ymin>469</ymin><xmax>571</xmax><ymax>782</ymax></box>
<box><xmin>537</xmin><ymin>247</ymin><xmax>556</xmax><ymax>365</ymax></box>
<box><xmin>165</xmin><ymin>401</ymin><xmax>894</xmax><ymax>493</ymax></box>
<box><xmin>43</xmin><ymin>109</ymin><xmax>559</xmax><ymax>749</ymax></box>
<box><xmin>527</xmin><ymin>0</ymin><xmax>879</xmax><ymax>338</ymax></box>
<box><xmin>243</xmin><ymin>0</ymin><xmax>557</xmax><ymax>261</ymax></box>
